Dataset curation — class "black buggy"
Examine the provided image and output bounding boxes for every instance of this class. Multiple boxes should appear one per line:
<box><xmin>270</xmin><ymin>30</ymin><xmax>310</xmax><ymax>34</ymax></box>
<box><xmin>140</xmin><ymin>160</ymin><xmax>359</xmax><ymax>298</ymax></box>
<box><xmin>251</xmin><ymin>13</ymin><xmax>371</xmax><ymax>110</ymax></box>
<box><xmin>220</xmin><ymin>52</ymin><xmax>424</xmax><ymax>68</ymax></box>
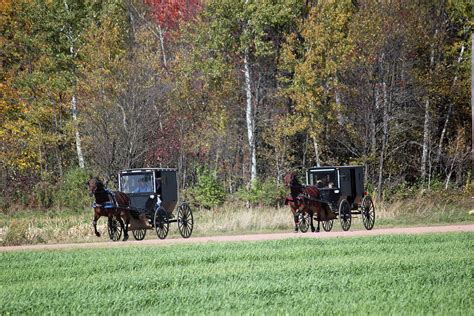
<box><xmin>305</xmin><ymin>166</ymin><xmax>375</xmax><ymax>232</ymax></box>
<box><xmin>116</xmin><ymin>168</ymin><xmax>194</xmax><ymax>240</ymax></box>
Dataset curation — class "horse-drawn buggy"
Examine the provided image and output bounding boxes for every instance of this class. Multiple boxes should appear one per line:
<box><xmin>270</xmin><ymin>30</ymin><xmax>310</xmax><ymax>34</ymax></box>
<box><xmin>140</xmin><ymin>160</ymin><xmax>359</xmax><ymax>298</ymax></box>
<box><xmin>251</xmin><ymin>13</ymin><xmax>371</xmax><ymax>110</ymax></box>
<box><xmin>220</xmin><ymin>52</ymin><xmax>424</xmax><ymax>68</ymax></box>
<box><xmin>284</xmin><ymin>166</ymin><xmax>375</xmax><ymax>233</ymax></box>
<box><xmin>87</xmin><ymin>168</ymin><xmax>193</xmax><ymax>241</ymax></box>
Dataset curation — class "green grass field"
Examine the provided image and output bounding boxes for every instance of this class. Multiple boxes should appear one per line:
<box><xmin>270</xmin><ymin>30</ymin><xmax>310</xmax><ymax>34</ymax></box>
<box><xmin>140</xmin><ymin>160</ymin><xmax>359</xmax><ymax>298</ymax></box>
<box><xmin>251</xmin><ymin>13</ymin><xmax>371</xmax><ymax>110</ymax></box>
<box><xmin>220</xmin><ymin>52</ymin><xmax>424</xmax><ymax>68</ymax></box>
<box><xmin>1</xmin><ymin>233</ymin><xmax>472</xmax><ymax>314</ymax></box>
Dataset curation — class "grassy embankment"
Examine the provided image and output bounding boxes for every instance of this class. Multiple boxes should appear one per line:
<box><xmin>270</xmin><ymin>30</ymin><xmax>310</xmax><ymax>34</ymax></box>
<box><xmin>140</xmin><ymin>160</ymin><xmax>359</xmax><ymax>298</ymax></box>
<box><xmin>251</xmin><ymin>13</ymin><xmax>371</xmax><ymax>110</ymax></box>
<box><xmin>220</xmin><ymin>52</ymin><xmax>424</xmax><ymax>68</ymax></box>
<box><xmin>0</xmin><ymin>190</ymin><xmax>472</xmax><ymax>246</ymax></box>
<box><xmin>0</xmin><ymin>233</ymin><xmax>472</xmax><ymax>314</ymax></box>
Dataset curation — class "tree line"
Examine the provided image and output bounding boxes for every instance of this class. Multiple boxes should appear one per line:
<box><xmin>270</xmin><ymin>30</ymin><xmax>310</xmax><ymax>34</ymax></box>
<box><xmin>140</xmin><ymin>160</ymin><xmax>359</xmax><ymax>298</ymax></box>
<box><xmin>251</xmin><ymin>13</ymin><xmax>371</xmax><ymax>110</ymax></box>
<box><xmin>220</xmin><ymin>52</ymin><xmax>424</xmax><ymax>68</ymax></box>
<box><xmin>1</xmin><ymin>0</ymin><xmax>472</xmax><ymax>208</ymax></box>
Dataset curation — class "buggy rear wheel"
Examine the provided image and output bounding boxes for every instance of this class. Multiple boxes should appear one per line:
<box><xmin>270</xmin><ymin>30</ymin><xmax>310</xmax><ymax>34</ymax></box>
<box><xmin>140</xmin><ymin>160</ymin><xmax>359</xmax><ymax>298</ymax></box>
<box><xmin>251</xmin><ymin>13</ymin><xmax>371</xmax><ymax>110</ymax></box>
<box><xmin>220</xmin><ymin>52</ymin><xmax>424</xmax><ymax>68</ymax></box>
<box><xmin>107</xmin><ymin>217</ymin><xmax>122</xmax><ymax>241</ymax></box>
<box><xmin>177</xmin><ymin>203</ymin><xmax>194</xmax><ymax>238</ymax></box>
<box><xmin>361</xmin><ymin>195</ymin><xmax>375</xmax><ymax>230</ymax></box>
<box><xmin>322</xmin><ymin>220</ymin><xmax>334</xmax><ymax>232</ymax></box>
<box><xmin>339</xmin><ymin>199</ymin><xmax>352</xmax><ymax>231</ymax></box>
<box><xmin>154</xmin><ymin>207</ymin><xmax>169</xmax><ymax>240</ymax></box>
<box><xmin>132</xmin><ymin>229</ymin><xmax>147</xmax><ymax>240</ymax></box>
<box><xmin>298</xmin><ymin>212</ymin><xmax>310</xmax><ymax>233</ymax></box>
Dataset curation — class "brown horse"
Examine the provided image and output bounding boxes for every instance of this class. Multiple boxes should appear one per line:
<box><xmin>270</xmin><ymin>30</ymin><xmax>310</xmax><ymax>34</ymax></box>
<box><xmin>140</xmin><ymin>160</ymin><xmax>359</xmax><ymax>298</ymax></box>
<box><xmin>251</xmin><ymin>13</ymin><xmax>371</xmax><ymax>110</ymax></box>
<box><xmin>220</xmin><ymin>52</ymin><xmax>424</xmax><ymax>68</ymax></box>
<box><xmin>86</xmin><ymin>177</ymin><xmax>131</xmax><ymax>241</ymax></box>
<box><xmin>283</xmin><ymin>172</ymin><xmax>333</xmax><ymax>233</ymax></box>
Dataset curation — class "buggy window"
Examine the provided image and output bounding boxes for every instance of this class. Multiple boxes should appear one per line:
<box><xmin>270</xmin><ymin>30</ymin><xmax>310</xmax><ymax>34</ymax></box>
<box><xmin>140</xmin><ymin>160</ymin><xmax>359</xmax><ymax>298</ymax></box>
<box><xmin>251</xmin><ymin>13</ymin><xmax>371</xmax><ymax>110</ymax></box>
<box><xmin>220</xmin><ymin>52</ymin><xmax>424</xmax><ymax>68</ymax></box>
<box><xmin>311</xmin><ymin>170</ymin><xmax>337</xmax><ymax>188</ymax></box>
<box><xmin>120</xmin><ymin>173</ymin><xmax>154</xmax><ymax>193</ymax></box>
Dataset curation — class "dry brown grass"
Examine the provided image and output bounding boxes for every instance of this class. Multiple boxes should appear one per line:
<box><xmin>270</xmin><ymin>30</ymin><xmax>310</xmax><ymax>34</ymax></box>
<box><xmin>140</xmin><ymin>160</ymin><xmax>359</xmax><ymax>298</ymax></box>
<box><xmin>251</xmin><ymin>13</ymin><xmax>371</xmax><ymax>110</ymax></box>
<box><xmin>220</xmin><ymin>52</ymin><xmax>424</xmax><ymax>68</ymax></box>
<box><xmin>193</xmin><ymin>205</ymin><xmax>291</xmax><ymax>236</ymax></box>
<box><xmin>1</xmin><ymin>192</ymin><xmax>472</xmax><ymax>245</ymax></box>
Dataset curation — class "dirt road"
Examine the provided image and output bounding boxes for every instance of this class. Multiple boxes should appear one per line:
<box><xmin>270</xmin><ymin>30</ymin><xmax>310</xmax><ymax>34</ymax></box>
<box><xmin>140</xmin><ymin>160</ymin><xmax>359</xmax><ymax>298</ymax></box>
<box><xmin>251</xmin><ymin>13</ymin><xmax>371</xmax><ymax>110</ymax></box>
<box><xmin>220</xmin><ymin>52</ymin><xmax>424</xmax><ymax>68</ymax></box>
<box><xmin>1</xmin><ymin>224</ymin><xmax>473</xmax><ymax>252</ymax></box>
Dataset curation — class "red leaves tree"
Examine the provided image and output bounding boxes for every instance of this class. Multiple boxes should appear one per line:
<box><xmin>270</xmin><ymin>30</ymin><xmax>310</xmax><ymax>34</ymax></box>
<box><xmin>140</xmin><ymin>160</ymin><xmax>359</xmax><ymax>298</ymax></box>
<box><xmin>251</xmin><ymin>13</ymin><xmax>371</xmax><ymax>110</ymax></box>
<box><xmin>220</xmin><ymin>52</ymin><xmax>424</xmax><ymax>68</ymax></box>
<box><xmin>145</xmin><ymin>0</ymin><xmax>201</xmax><ymax>32</ymax></box>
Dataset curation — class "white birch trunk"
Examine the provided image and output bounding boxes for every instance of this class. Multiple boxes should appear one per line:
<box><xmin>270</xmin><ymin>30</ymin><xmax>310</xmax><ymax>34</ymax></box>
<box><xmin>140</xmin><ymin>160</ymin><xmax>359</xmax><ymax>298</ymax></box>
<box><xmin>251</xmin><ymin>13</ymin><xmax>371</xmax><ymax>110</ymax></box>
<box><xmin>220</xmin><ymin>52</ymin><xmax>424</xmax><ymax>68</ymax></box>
<box><xmin>71</xmin><ymin>94</ymin><xmax>85</xmax><ymax>168</ymax></box>
<box><xmin>312</xmin><ymin>136</ymin><xmax>320</xmax><ymax>167</ymax></box>
<box><xmin>437</xmin><ymin>43</ymin><xmax>465</xmax><ymax>163</ymax></box>
<box><xmin>371</xmin><ymin>84</ymin><xmax>381</xmax><ymax>156</ymax></box>
<box><xmin>244</xmin><ymin>50</ymin><xmax>257</xmax><ymax>185</ymax></box>
<box><xmin>421</xmin><ymin>29</ymin><xmax>437</xmax><ymax>180</ymax></box>
<box><xmin>471</xmin><ymin>32</ymin><xmax>474</xmax><ymax>174</ymax></box>
<box><xmin>244</xmin><ymin>0</ymin><xmax>256</xmax><ymax>186</ymax></box>
<box><xmin>377</xmin><ymin>82</ymin><xmax>388</xmax><ymax>199</ymax></box>
<box><xmin>64</xmin><ymin>0</ymin><xmax>85</xmax><ymax>168</ymax></box>
<box><xmin>158</xmin><ymin>24</ymin><xmax>167</xmax><ymax>67</ymax></box>
<box><xmin>420</xmin><ymin>99</ymin><xmax>430</xmax><ymax>179</ymax></box>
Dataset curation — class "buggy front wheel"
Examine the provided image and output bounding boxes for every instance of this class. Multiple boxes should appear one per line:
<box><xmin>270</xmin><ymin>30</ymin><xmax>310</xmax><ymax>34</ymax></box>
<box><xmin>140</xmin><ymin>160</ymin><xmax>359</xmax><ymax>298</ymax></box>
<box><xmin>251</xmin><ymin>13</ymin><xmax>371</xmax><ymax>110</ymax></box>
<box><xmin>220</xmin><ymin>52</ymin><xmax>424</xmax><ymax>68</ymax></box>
<box><xmin>154</xmin><ymin>207</ymin><xmax>169</xmax><ymax>240</ymax></box>
<box><xmin>339</xmin><ymin>199</ymin><xmax>352</xmax><ymax>231</ymax></box>
<box><xmin>132</xmin><ymin>229</ymin><xmax>147</xmax><ymax>240</ymax></box>
<box><xmin>177</xmin><ymin>203</ymin><xmax>194</xmax><ymax>238</ymax></box>
<box><xmin>107</xmin><ymin>217</ymin><xmax>123</xmax><ymax>241</ymax></box>
<box><xmin>361</xmin><ymin>195</ymin><xmax>375</xmax><ymax>230</ymax></box>
<box><xmin>322</xmin><ymin>220</ymin><xmax>334</xmax><ymax>232</ymax></box>
<box><xmin>298</xmin><ymin>212</ymin><xmax>310</xmax><ymax>233</ymax></box>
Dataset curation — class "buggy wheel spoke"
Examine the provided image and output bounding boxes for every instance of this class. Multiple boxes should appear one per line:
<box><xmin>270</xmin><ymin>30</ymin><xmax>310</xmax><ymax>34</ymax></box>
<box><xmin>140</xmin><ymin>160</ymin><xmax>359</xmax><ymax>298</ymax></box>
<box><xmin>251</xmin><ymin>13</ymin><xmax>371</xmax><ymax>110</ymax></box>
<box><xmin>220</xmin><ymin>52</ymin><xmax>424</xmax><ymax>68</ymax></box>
<box><xmin>132</xmin><ymin>229</ymin><xmax>146</xmax><ymax>241</ymax></box>
<box><xmin>298</xmin><ymin>212</ymin><xmax>309</xmax><ymax>233</ymax></box>
<box><xmin>177</xmin><ymin>203</ymin><xmax>194</xmax><ymax>238</ymax></box>
<box><xmin>322</xmin><ymin>219</ymin><xmax>333</xmax><ymax>232</ymax></box>
<box><xmin>107</xmin><ymin>217</ymin><xmax>122</xmax><ymax>241</ymax></box>
<box><xmin>154</xmin><ymin>207</ymin><xmax>169</xmax><ymax>240</ymax></box>
<box><xmin>361</xmin><ymin>196</ymin><xmax>375</xmax><ymax>230</ymax></box>
<box><xmin>339</xmin><ymin>199</ymin><xmax>352</xmax><ymax>231</ymax></box>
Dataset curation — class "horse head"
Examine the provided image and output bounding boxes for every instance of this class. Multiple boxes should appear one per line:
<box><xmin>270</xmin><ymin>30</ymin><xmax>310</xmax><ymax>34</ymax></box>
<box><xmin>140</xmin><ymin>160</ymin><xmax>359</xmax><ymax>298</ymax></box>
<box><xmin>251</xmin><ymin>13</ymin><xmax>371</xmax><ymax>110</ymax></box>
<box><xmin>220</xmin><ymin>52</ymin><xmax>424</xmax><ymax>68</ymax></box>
<box><xmin>283</xmin><ymin>172</ymin><xmax>300</xmax><ymax>188</ymax></box>
<box><xmin>86</xmin><ymin>177</ymin><xmax>104</xmax><ymax>197</ymax></box>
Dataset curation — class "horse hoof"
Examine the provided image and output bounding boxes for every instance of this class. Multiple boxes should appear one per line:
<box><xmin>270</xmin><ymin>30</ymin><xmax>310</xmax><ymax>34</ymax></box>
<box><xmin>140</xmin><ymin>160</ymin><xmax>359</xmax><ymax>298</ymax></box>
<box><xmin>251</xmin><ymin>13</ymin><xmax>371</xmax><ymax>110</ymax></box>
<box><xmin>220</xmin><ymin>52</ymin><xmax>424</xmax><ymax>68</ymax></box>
<box><xmin>315</xmin><ymin>229</ymin><xmax>320</xmax><ymax>233</ymax></box>
<box><xmin>95</xmin><ymin>232</ymin><xmax>101</xmax><ymax>237</ymax></box>
<box><xmin>122</xmin><ymin>236</ymin><xmax>129</xmax><ymax>242</ymax></box>
<box><xmin>311</xmin><ymin>228</ymin><xmax>316</xmax><ymax>233</ymax></box>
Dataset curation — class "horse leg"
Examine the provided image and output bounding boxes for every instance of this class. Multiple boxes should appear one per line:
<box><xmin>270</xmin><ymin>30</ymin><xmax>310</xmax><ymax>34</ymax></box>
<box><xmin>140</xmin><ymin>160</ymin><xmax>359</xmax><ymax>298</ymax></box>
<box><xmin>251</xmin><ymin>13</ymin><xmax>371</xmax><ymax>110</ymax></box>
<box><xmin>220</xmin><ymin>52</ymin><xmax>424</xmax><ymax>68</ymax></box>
<box><xmin>292</xmin><ymin>208</ymin><xmax>299</xmax><ymax>232</ymax></box>
<box><xmin>122</xmin><ymin>212</ymin><xmax>130</xmax><ymax>242</ymax></box>
<box><xmin>315</xmin><ymin>205</ymin><xmax>322</xmax><ymax>233</ymax></box>
<box><xmin>309</xmin><ymin>210</ymin><xmax>316</xmax><ymax>232</ymax></box>
<box><xmin>92</xmin><ymin>212</ymin><xmax>101</xmax><ymax>237</ymax></box>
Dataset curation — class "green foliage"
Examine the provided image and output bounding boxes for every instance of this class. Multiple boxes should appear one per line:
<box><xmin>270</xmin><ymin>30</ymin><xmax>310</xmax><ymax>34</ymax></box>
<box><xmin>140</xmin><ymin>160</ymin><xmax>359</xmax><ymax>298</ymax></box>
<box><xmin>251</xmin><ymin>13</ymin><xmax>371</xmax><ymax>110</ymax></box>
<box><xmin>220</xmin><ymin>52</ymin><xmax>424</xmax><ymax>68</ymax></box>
<box><xmin>55</xmin><ymin>167</ymin><xmax>91</xmax><ymax>210</ymax></box>
<box><xmin>1</xmin><ymin>0</ymin><xmax>472</xmax><ymax>209</ymax></box>
<box><xmin>0</xmin><ymin>234</ymin><xmax>472</xmax><ymax>314</ymax></box>
<box><xmin>0</xmin><ymin>196</ymin><xmax>9</xmax><ymax>213</ymax></box>
<box><xmin>236</xmin><ymin>179</ymin><xmax>286</xmax><ymax>207</ymax></box>
<box><xmin>190</xmin><ymin>168</ymin><xmax>226</xmax><ymax>209</ymax></box>
<box><xmin>383</xmin><ymin>176</ymin><xmax>471</xmax><ymax>202</ymax></box>
<box><xmin>33</xmin><ymin>181</ymin><xmax>55</xmax><ymax>209</ymax></box>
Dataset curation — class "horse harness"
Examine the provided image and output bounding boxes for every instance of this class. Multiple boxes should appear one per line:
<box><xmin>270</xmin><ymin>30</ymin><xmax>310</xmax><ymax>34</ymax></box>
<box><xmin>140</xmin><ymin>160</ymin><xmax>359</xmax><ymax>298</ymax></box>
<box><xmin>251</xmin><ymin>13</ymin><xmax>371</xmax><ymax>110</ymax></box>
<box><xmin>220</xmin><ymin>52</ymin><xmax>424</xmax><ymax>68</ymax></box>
<box><xmin>285</xmin><ymin>184</ymin><xmax>325</xmax><ymax>207</ymax></box>
<box><xmin>93</xmin><ymin>189</ymin><xmax>118</xmax><ymax>209</ymax></box>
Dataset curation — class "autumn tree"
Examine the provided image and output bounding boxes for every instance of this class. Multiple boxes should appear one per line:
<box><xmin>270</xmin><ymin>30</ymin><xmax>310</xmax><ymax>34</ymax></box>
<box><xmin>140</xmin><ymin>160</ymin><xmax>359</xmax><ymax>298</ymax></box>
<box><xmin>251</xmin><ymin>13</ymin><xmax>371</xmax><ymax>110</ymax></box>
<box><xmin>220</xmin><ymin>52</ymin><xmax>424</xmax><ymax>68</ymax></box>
<box><xmin>279</xmin><ymin>1</ymin><xmax>355</xmax><ymax>168</ymax></box>
<box><xmin>194</xmin><ymin>0</ymin><xmax>305</xmax><ymax>187</ymax></box>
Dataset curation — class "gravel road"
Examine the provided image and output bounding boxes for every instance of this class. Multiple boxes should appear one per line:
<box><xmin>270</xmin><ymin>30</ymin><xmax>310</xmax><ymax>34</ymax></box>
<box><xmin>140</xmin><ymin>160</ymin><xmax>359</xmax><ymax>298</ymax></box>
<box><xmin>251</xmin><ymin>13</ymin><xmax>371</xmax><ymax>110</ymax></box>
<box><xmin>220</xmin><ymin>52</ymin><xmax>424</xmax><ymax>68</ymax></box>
<box><xmin>1</xmin><ymin>224</ymin><xmax>473</xmax><ymax>252</ymax></box>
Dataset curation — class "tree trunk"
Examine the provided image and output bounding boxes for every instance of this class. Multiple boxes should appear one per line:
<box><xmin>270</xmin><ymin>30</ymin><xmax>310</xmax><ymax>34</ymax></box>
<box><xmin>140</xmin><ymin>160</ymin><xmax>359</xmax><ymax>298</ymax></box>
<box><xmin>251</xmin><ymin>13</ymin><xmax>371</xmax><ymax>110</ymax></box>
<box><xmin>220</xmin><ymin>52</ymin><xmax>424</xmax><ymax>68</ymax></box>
<box><xmin>71</xmin><ymin>94</ymin><xmax>85</xmax><ymax>168</ymax></box>
<box><xmin>243</xmin><ymin>0</ymin><xmax>256</xmax><ymax>187</ymax></box>
<box><xmin>370</xmin><ymin>110</ymin><xmax>376</xmax><ymax>157</ymax></box>
<box><xmin>421</xmin><ymin>29</ymin><xmax>437</xmax><ymax>181</ymax></box>
<box><xmin>312</xmin><ymin>136</ymin><xmax>320</xmax><ymax>167</ymax></box>
<box><xmin>158</xmin><ymin>24</ymin><xmax>167</xmax><ymax>67</ymax></box>
<box><xmin>420</xmin><ymin>99</ymin><xmax>430</xmax><ymax>179</ymax></box>
<box><xmin>471</xmin><ymin>32</ymin><xmax>474</xmax><ymax>175</ymax></box>
<box><xmin>64</xmin><ymin>1</ymin><xmax>84</xmax><ymax>169</ymax></box>
<box><xmin>377</xmin><ymin>81</ymin><xmax>388</xmax><ymax>200</ymax></box>
<box><xmin>244</xmin><ymin>50</ymin><xmax>257</xmax><ymax>186</ymax></box>
<box><xmin>437</xmin><ymin>42</ymin><xmax>467</xmax><ymax>166</ymax></box>
<box><xmin>436</xmin><ymin>44</ymin><xmax>465</xmax><ymax>165</ymax></box>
